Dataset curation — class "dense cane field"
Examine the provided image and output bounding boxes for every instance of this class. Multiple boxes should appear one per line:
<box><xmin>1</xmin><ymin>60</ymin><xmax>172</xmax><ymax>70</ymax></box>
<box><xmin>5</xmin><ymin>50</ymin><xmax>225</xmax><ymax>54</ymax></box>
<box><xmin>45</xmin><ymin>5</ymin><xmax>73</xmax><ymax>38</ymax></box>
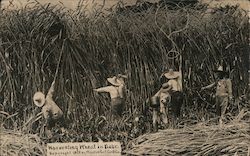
<box><xmin>0</xmin><ymin>1</ymin><xmax>249</xmax><ymax>155</ymax></box>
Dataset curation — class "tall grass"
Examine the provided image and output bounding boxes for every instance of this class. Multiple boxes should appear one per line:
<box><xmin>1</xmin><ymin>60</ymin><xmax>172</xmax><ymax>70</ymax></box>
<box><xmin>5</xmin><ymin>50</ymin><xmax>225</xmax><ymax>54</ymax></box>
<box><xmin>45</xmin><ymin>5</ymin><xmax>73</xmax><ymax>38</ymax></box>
<box><xmin>0</xmin><ymin>2</ymin><xmax>249</xmax><ymax>142</ymax></box>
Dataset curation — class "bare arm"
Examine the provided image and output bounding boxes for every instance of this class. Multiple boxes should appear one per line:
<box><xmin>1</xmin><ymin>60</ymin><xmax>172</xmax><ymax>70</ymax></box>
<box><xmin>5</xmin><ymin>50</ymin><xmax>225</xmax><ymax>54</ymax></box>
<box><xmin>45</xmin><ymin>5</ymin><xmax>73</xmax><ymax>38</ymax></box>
<box><xmin>153</xmin><ymin>89</ymin><xmax>162</xmax><ymax>97</ymax></box>
<box><xmin>177</xmin><ymin>74</ymin><xmax>182</xmax><ymax>91</ymax></box>
<box><xmin>93</xmin><ymin>86</ymin><xmax>114</xmax><ymax>93</ymax></box>
<box><xmin>47</xmin><ymin>81</ymin><xmax>55</xmax><ymax>99</ymax></box>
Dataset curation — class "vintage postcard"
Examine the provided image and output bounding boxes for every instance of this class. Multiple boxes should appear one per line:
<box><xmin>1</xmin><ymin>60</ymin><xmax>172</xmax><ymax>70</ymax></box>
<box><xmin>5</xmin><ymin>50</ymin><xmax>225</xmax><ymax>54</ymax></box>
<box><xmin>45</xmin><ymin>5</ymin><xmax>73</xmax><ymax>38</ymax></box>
<box><xmin>0</xmin><ymin>0</ymin><xmax>249</xmax><ymax>155</ymax></box>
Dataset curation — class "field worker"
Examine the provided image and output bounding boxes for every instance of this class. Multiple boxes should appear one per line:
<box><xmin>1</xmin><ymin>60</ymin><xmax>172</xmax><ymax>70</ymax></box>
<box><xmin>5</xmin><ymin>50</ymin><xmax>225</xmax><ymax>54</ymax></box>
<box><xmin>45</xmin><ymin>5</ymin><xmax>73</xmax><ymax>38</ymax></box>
<box><xmin>33</xmin><ymin>81</ymin><xmax>65</xmax><ymax>137</ymax></box>
<box><xmin>163</xmin><ymin>68</ymin><xmax>183</xmax><ymax>120</ymax></box>
<box><xmin>201</xmin><ymin>65</ymin><xmax>233</xmax><ymax>124</ymax></box>
<box><xmin>93</xmin><ymin>74</ymin><xmax>127</xmax><ymax>117</ymax></box>
<box><xmin>151</xmin><ymin>83</ymin><xmax>172</xmax><ymax>131</ymax></box>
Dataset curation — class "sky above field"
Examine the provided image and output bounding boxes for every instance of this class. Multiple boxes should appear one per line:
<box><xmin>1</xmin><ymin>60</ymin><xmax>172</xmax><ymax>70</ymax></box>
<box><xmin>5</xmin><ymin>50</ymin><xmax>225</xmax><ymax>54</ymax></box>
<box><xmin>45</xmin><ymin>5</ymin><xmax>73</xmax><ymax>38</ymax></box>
<box><xmin>1</xmin><ymin>0</ymin><xmax>249</xmax><ymax>14</ymax></box>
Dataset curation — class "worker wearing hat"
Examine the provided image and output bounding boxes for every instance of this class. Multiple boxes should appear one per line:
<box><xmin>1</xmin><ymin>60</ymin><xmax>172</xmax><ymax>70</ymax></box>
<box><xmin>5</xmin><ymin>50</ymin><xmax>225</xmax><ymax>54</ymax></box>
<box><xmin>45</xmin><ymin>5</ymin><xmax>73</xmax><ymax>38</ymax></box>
<box><xmin>152</xmin><ymin>83</ymin><xmax>172</xmax><ymax>114</ymax></box>
<box><xmin>201</xmin><ymin>65</ymin><xmax>233</xmax><ymax>124</ymax></box>
<box><xmin>93</xmin><ymin>74</ymin><xmax>127</xmax><ymax>117</ymax></box>
<box><xmin>162</xmin><ymin>68</ymin><xmax>183</xmax><ymax>120</ymax></box>
<box><xmin>33</xmin><ymin>81</ymin><xmax>65</xmax><ymax>137</ymax></box>
<box><xmin>151</xmin><ymin>82</ymin><xmax>172</xmax><ymax>131</ymax></box>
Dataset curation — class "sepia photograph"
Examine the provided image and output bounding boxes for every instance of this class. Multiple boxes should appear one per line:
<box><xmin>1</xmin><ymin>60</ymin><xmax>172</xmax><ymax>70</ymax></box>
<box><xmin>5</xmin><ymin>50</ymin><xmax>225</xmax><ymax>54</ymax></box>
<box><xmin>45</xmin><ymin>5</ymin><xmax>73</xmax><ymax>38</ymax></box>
<box><xmin>0</xmin><ymin>0</ymin><xmax>249</xmax><ymax>155</ymax></box>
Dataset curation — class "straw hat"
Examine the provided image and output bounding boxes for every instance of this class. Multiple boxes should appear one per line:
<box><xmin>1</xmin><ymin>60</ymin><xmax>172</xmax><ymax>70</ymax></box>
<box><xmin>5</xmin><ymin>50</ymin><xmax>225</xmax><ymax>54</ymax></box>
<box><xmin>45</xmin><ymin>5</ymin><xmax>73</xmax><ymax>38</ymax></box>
<box><xmin>33</xmin><ymin>92</ymin><xmax>46</xmax><ymax>107</ymax></box>
<box><xmin>161</xmin><ymin>83</ymin><xmax>172</xmax><ymax>93</ymax></box>
<box><xmin>107</xmin><ymin>76</ymin><xmax>123</xmax><ymax>86</ymax></box>
<box><xmin>164</xmin><ymin>69</ymin><xmax>180</xmax><ymax>79</ymax></box>
<box><xmin>107</xmin><ymin>74</ymin><xmax>127</xmax><ymax>86</ymax></box>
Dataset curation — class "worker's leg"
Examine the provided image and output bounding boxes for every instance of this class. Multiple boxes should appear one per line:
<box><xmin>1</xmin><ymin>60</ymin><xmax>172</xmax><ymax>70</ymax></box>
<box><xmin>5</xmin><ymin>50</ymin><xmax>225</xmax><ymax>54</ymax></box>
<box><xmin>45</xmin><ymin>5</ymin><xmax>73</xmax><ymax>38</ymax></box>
<box><xmin>220</xmin><ymin>96</ymin><xmax>229</xmax><ymax>120</ymax></box>
<box><xmin>215</xmin><ymin>96</ymin><xmax>222</xmax><ymax>117</ymax></box>
<box><xmin>152</xmin><ymin>108</ymin><xmax>158</xmax><ymax>132</ymax></box>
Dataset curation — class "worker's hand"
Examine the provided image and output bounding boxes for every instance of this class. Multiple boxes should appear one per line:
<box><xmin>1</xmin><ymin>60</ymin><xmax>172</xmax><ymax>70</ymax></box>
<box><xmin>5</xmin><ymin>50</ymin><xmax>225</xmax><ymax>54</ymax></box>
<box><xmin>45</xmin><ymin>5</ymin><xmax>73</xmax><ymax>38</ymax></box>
<box><xmin>117</xmin><ymin>74</ymin><xmax>128</xmax><ymax>79</ymax></box>
<box><xmin>93</xmin><ymin>89</ymin><xmax>98</xmax><ymax>92</ymax></box>
<box><xmin>200</xmin><ymin>87</ymin><xmax>205</xmax><ymax>91</ymax></box>
<box><xmin>116</xmin><ymin>79</ymin><xmax>125</xmax><ymax>86</ymax></box>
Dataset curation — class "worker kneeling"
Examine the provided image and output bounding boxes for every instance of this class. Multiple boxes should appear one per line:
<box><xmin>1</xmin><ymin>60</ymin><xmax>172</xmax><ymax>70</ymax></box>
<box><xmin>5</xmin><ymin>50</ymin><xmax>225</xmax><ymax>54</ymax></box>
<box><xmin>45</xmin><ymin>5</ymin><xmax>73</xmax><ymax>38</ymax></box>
<box><xmin>151</xmin><ymin>83</ymin><xmax>171</xmax><ymax>132</ymax></box>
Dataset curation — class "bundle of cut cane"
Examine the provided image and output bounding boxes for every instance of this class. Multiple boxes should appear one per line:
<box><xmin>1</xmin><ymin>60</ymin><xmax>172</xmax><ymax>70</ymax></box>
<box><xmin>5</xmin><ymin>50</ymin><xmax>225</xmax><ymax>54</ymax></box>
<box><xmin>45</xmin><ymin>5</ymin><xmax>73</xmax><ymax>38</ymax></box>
<box><xmin>124</xmin><ymin>111</ymin><xmax>250</xmax><ymax>156</ymax></box>
<box><xmin>0</xmin><ymin>130</ymin><xmax>45</xmax><ymax>156</ymax></box>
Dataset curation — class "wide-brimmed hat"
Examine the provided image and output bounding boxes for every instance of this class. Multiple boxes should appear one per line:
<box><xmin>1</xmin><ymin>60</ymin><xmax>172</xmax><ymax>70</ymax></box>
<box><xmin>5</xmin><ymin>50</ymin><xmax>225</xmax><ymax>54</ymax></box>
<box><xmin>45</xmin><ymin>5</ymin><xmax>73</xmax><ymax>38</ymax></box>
<box><xmin>107</xmin><ymin>74</ymin><xmax>127</xmax><ymax>86</ymax></box>
<box><xmin>164</xmin><ymin>69</ymin><xmax>180</xmax><ymax>79</ymax></box>
<box><xmin>33</xmin><ymin>92</ymin><xmax>45</xmax><ymax>107</ymax></box>
<box><xmin>161</xmin><ymin>83</ymin><xmax>172</xmax><ymax>93</ymax></box>
<box><xmin>107</xmin><ymin>76</ymin><xmax>122</xmax><ymax>86</ymax></box>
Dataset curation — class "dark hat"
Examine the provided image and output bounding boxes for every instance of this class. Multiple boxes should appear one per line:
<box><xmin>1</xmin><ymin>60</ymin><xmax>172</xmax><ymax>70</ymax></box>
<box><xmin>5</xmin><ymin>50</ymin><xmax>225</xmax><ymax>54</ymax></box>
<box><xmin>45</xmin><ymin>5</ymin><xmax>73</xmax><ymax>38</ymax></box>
<box><xmin>213</xmin><ymin>65</ymin><xmax>227</xmax><ymax>74</ymax></box>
